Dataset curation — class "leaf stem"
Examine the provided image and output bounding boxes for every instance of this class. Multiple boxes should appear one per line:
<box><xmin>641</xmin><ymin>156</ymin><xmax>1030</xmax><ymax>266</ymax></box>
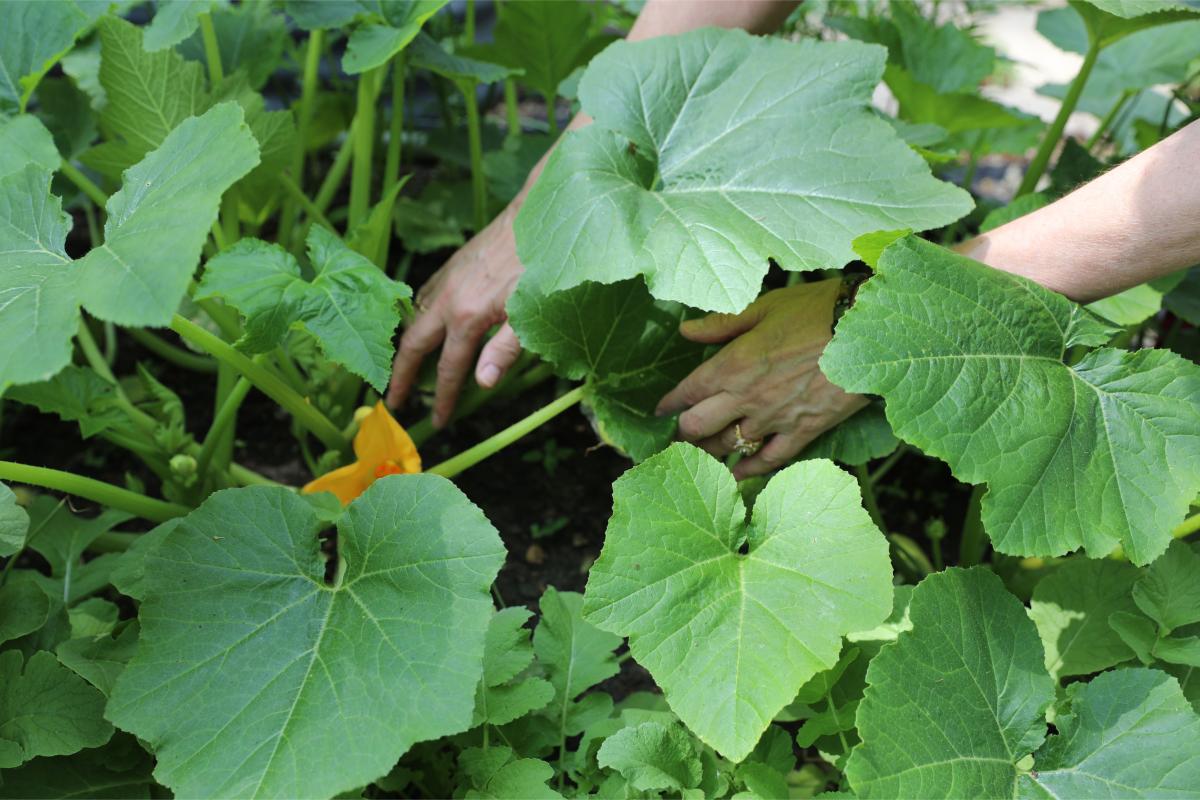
<box><xmin>958</xmin><ymin>484</ymin><xmax>987</xmax><ymax>566</ymax></box>
<box><xmin>1016</xmin><ymin>40</ymin><xmax>1100</xmax><ymax>197</ymax></box>
<box><xmin>59</xmin><ymin>161</ymin><xmax>107</xmax><ymax>207</ymax></box>
<box><xmin>127</xmin><ymin>328</ymin><xmax>218</xmax><ymax>373</ymax></box>
<box><xmin>349</xmin><ymin>67</ymin><xmax>381</xmax><ymax>229</ymax></box>
<box><xmin>384</xmin><ymin>53</ymin><xmax>405</xmax><ymax>198</ymax></box>
<box><xmin>460</xmin><ymin>78</ymin><xmax>487</xmax><ymax>232</ymax></box>
<box><xmin>427</xmin><ymin>386</ymin><xmax>584</xmax><ymax>479</ymax></box>
<box><xmin>313</xmin><ymin>121</ymin><xmax>356</xmax><ymax>218</ymax></box>
<box><xmin>868</xmin><ymin>445</ymin><xmax>907</xmax><ymax>485</ymax></box>
<box><xmin>277</xmin><ymin>172</ymin><xmax>333</xmax><ymax>232</ymax></box>
<box><xmin>169</xmin><ymin>314</ymin><xmax>347</xmax><ymax>451</ymax></box>
<box><xmin>197</xmin><ymin>373</ymin><xmax>254</xmax><ymax>480</ymax></box>
<box><xmin>0</xmin><ymin>461</ymin><xmax>189</xmax><ymax>523</ymax></box>
<box><xmin>408</xmin><ymin>357</ymin><xmax>550</xmax><ymax>446</ymax></box>
<box><xmin>198</xmin><ymin>12</ymin><xmax>224</xmax><ymax>84</ymax></box>
<box><xmin>1086</xmin><ymin>89</ymin><xmax>1133</xmax><ymax>151</ymax></box>
<box><xmin>279</xmin><ymin>27</ymin><xmax>324</xmax><ymax>247</ymax></box>
<box><xmin>504</xmin><ymin>79</ymin><xmax>520</xmax><ymax>141</ymax></box>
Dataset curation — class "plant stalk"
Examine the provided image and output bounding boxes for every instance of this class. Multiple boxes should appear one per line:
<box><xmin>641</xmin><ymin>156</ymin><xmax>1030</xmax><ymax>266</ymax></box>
<box><xmin>959</xmin><ymin>484</ymin><xmax>987</xmax><ymax>566</ymax></box>
<box><xmin>198</xmin><ymin>12</ymin><xmax>224</xmax><ymax>84</ymax></box>
<box><xmin>0</xmin><ymin>461</ymin><xmax>189</xmax><ymax>523</ymax></box>
<box><xmin>1086</xmin><ymin>89</ymin><xmax>1133</xmax><ymax>151</ymax></box>
<box><xmin>1016</xmin><ymin>40</ymin><xmax>1101</xmax><ymax>197</ymax></box>
<box><xmin>60</xmin><ymin>161</ymin><xmax>108</xmax><ymax>207</ymax></box>
<box><xmin>349</xmin><ymin>67</ymin><xmax>381</xmax><ymax>230</ymax></box>
<box><xmin>278</xmin><ymin>173</ymin><xmax>334</xmax><ymax>232</ymax></box>
<box><xmin>461</xmin><ymin>79</ymin><xmax>487</xmax><ymax>232</ymax></box>
<box><xmin>196</xmin><ymin>373</ymin><xmax>254</xmax><ymax>479</ymax></box>
<box><xmin>504</xmin><ymin>79</ymin><xmax>520</xmax><ymax>141</ymax></box>
<box><xmin>279</xmin><ymin>27</ymin><xmax>324</xmax><ymax>247</ymax></box>
<box><xmin>169</xmin><ymin>315</ymin><xmax>347</xmax><ymax>451</ymax></box>
<box><xmin>427</xmin><ymin>386</ymin><xmax>584</xmax><ymax>479</ymax></box>
<box><xmin>313</xmin><ymin>122</ymin><xmax>356</xmax><ymax>218</ymax></box>
<box><xmin>384</xmin><ymin>53</ymin><xmax>406</xmax><ymax>197</ymax></box>
<box><xmin>127</xmin><ymin>328</ymin><xmax>218</xmax><ymax>373</ymax></box>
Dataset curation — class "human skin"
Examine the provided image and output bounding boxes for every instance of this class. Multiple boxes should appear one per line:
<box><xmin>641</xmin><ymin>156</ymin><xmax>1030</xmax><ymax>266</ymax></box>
<box><xmin>385</xmin><ymin>0</ymin><xmax>801</xmax><ymax>427</ymax></box>
<box><xmin>665</xmin><ymin>120</ymin><xmax>1200</xmax><ymax>478</ymax></box>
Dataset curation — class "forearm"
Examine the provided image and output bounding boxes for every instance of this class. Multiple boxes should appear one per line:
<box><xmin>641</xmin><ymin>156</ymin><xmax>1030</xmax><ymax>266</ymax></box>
<box><xmin>506</xmin><ymin>0</ymin><xmax>801</xmax><ymax>213</ymax></box>
<box><xmin>958</xmin><ymin>120</ymin><xmax>1200</xmax><ymax>302</ymax></box>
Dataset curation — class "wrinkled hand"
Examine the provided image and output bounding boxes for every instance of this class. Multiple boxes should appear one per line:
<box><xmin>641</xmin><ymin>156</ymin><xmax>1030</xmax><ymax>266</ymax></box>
<box><xmin>656</xmin><ymin>279</ymin><xmax>868</xmax><ymax>479</ymax></box>
<box><xmin>386</xmin><ymin>205</ymin><xmax>525</xmax><ymax>427</ymax></box>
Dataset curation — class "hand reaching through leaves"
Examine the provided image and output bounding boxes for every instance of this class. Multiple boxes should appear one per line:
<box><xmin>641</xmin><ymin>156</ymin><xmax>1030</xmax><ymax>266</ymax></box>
<box><xmin>386</xmin><ymin>205</ymin><xmax>525</xmax><ymax>427</ymax></box>
<box><xmin>656</xmin><ymin>279</ymin><xmax>868</xmax><ymax>479</ymax></box>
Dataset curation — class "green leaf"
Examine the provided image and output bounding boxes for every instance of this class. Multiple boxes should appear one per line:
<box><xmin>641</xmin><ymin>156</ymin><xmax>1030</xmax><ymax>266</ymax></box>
<box><xmin>0</xmin><ymin>0</ymin><xmax>97</xmax><ymax>114</ymax></box>
<box><xmin>0</xmin><ymin>165</ymin><xmax>76</xmax><ymax>392</ymax></box>
<box><xmin>597</xmin><ymin>722</ymin><xmax>703</xmax><ymax>793</ymax></box>
<box><xmin>508</xmin><ymin>278</ymin><xmax>706</xmax><ymax>461</ymax></box>
<box><xmin>889</xmin><ymin>2</ymin><xmax>995</xmax><ymax>93</ymax></box>
<box><xmin>1110</xmin><ymin>610</ymin><xmax>1158</xmax><ymax>664</ymax></box>
<box><xmin>408</xmin><ymin>32</ymin><xmax>521</xmax><ymax>84</ymax></box>
<box><xmin>515</xmin><ymin>29</ymin><xmax>970</xmax><ymax>313</ymax></box>
<box><xmin>178</xmin><ymin>2</ymin><xmax>287</xmax><ymax>90</ymax></box>
<box><xmin>0</xmin><ymin>734</ymin><xmax>156</xmax><ymax>799</ymax></box>
<box><xmin>1156</xmin><ymin>636</ymin><xmax>1200</xmax><ymax>667</ymax></box>
<box><xmin>1133</xmin><ymin>540</ymin><xmax>1200</xmax><ymax>633</ymax></box>
<box><xmin>1165</xmin><ymin>267</ymin><xmax>1200</xmax><ymax>325</ymax></box>
<box><xmin>61</xmin><ymin>38</ymin><xmax>104</xmax><ymax>112</ymax></box>
<box><xmin>144</xmin><ymin>0</ymin><xmax>223</xmax><ymax>52</ymax></box>
<box><xmin>0</xmin><ymin>650</ymin><xmax>113</xmax><ymax>768</ymax></box>
<box><xmin>343</xmin><ymin>1</ymin><xmax>448</xmax><ymax>74</ymax></box>
<box><xmin>0</xmin><ymin>483</ymin><xmax>30</xmax><ymax>557</ymax></box>
<box><xmin>1018</xmin><ymin>668</ymin><xmax>1200</xmax><ymax>798</ymax></box>
<box><xmin>196</xmin><ymin>226</ymin><xmax>411</xmax><ymax>391</ymax></box>
<box><xmin>66</xmin><ymin>597</ymin><xmax>119</xmax><ymax>639</ymax></box>
<box><xmin>534</xmin><ymin>587</ymin><xmax>622</xmax><ymax>729</ymax></box>
<box><xmin>107</xmin><ymin>477</ymin><xmax>505</xmax><ymax>797</ymax></box>
<box><xmin>6</xmin><ymin>365</ymin><xmax>127</xmax><ymax>438</ymax></box>
<box><xmin>0</xmin><ymin>575</ymin><xmax>51</xmax><ymax>645</ymax></box>
<box><xmin>209</xmin><ymin>75</ymin><xmax>299</xmax><ymax>220</ymax></box>
<box><xmin>583</xmin><ymin>445</ymin><xmax>892</xmax><ymax>760</ymax></box>
<box><xmin>56</xmin><ymin>622</ymin><xmax>140</xmax><ymax>697</ymax></box>
<box><xmin>1087</xmin><ymin>276</ymin><xmax>1182</xmax><ymax>327</ymax></box>
<box><xmin>33</xmin><ymin>76</ymin><xmax>97</xmax><ymax>160</ymax></box>
<box><xmin>491</xmin><ymin>0</ymin><xmax>601</xmax><ymax>102</ymax></box>
<box><xmin>801</xmin><ymin>404</ymin><xmax>899</xmax><ymax>467</ymax></box>
<box><xmin>886</xmin><ymin>65</ymin><xmax>1042</xmax><ymax>139</ymax></box>
<box><xmin>90</xmin><ymin>17</ymin><xmax>208</xmax><ymax>167</ymax></box>
<box><xmin>77</xmin><ymin>102</ymin><xmax>260</xmax><ymax>327</ymax></box>
<box><xmin>845</xmin><ymin>568</ymin><xmax>1055</xmax><ymax>798</ymax></box>
<box><xmin>24</xmin><ymin>501</ymin><xmax>133</xmax><ymax>603</ymax></box>
<box><xmin>1070</xmin><ymin>0</ymin><xmax>1200</xmax><ymax>48</ymax></box>
<box><xmin>1029</xmin><ymin>558</ymin><xmax>1140</xmax><ymax>679</ymax></box>
<box><xmin>0</xmin><ymin>115</ymin><xmax>59</xmax><ymax>180</ymax></box>
<box><xmin>822</xmin><ymin>235</ymin><xmax>1200</xmax><ymax>565</ymax></box>
<box><xmin>459</xmin><ymin>746</ymin><xmax>562</xmax><ymax>800</ymax></box>
<box><xmin>475</xmin><ymin>608</ymin><xmax>554</xmax><ymax>727</ymax></box>
<box><xmin>109</xmin><ymin>521</ymin><xmax>176</xmax><ymax>603</ymax></box>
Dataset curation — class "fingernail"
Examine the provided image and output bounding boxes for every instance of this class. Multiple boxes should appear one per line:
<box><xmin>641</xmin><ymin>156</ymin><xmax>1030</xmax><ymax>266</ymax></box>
<box><xmin>479</xmin><ymin>363</ymin><xmax>501</xmax><ymax>387</ymax></box>
<box><xmin>654</xmin><ymin>406</ymin><xmax>669</xmax><ymax>417</ymax></box>
<box><xmin>432</xmin><ymin>413</ymin><xmax>445</xmax><ymax>429</ymax></box>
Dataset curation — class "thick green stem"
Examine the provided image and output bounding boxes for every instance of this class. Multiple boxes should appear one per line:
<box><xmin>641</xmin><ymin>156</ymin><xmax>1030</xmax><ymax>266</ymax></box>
<box><xmin>959</xmin><ymin>484</ymin><xmax>987</xmax><ymax>566</ymax></box>
<box><xmin>408</xmin><ymin>358</ymin><xmax>551</xmax><ymax>446</ymax></box>
<box><xmin>279</xmin><ymin>28</ymin><xmax>324</xmax><ymax>247</ymax></box>
<box><xmin>197</xmin><ymin>373</ymin><xmax>254</xmax><ymax>479</ymax></box>
<box><xmin>869</xmin><ymin>445</ymin><xmax>906</xmax><ymax>485</ymax></box>
<box><xmin>544</xmin><ymin>92</ymin><xmax>559</xmax><ymax>136</ymax></box>
<box><xmin>384</xmin><ymin>54</ymin><xmax>405</xmax><ymax>197</ymax></box>
<box><xmin>76</xmin><ymin>319</ymin><xmax>119</xmax><ymax>386</ymax></box>
<box><xmin>169</xmin><ymin>315</ymin><xmax>347</xmax><ymax>450</ymax></box>
<box><xmin>1176</xmin><ymin>510</ymin><xmax>1200</xmax><ymax>538</ymax></box>
<box><xmin>504</xmin><ymin>79</ymin><xmax>520</xmax><ymax>141</ymax></box>
<box><xmin>278</xmin><ymin>173</ymin><xmax>334</xmax><ymax>232</ymax></box>
<box><xmin>349</xmin><ymin>67</ymin><xmax>381</xmax><ymax>229</ymax></box>
<box><xmin>127</xmin><ymin>328</ymin><xmax>217</xmax><ymax>373</ymax></box>
<box><xmin>1086</xmin><ymin>89</ymin><xmax>1133</xmax><ymax>151</ymax></box>
<box><xmin>461</xmin><ymin>79</ymin><xmax>487</xmax><ymax>232</ymax></box>
<box><xmin>1016</xmin><ymin>41</ymin><xmax>1101</xmax><ymax>197</ymax></box>
<box><xmin>198</xmin><ymin>12</ymin><xmax>224</xmax><ymax>84</ymax></box>
<box><xmin>427</xmin><ymin>386</ymin><xmax>584</xmax><ymax>479</ymax></box>
<box><xmin>464</xmin><ymin>0</ymin><xmax>476</xmax><ymax>43</ymax></box>
<box><xmin>313</xmin><ymin>123</ymin><xmax>355</xmax><ymax>217</ymax></box>
<box><xmin>0</xmin><ymin>461</ymin><xmax>189</xmax><ymax>523</ymax></box>
<box><xmin>60</xmin><ymin>161</ymin><xmax>107</xmax><ymax>207</ymax></box>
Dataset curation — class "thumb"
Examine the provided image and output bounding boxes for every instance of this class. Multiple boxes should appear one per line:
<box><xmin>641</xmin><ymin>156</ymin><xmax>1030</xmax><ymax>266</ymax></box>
<box><xmin>475</xmin><ymin>323</ymin><xmax>523</xmax><ymax>388</ymax></box>
<box><xmin>679</xmin><ymin>304</ymin><xmax>764</xmax><ymax>343</ymax></box>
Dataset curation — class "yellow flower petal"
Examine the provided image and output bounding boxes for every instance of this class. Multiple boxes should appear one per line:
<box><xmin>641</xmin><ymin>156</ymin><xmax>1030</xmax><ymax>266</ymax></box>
<box><xmin>301</xmin><ymin>402</ymin><xmax>421</xmax><ymax>505</ymax></box>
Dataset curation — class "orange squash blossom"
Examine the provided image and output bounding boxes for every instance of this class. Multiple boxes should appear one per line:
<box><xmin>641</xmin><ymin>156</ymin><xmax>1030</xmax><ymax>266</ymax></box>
<box><xmin>301</xmin><ymin>402</ymin><xmax>421</xmax><ymax>504</ymax></box>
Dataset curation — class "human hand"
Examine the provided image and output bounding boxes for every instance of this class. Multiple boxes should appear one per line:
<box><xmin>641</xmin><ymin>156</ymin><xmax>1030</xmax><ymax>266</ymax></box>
<box><xmin>656</xmin><ymin>279</ymin><xmax>868</xmax><ymax>479</ymax></box>
<box><xmin>386</xmin><ymin>205</ymin><xmax>525</xmax><ymax>427</ymax></box>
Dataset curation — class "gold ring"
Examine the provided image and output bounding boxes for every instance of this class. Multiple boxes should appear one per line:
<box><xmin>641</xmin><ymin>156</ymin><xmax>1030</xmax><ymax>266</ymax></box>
<box><xmin>733</xmin><ymin>423</ymin><xmax>762</xmax><ymax>457</ymax></box>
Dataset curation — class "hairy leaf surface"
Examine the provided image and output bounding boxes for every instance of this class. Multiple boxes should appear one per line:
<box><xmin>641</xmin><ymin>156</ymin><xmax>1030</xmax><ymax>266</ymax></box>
<box><xmin>583</xmin><ymin>445</ymin><xmax>891</xmax><ymax>760</ymax></box>
<box><xmin>822</xmin><ymin>236</ymin><xmax>1200</xmax><ymax>564</ymax></box>
<box><xmin>515</xmin><ymin>28</ymin><xmax>970</xmax><ymax>313</ymax></box>
<box><xmin>107</xmin><ymin>478</ymin><xmax>505</xmax><ymax>797</ymax></box>
<box><xmin>197</xmin><ymin>226</ymin><xmax>411</xmax><ymax>391</ymax></box>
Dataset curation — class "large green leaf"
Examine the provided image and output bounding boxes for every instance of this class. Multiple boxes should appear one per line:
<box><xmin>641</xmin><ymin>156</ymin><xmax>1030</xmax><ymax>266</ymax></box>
<box><xmin>107</xmin><ymin>477</ymin><xmax>505</xmax><ymax>797</ymax></box>
<box><xmin>1070</xmin><ymin>0</ymin><xmax>1200</xmax><ymax>47</ymax></box>
<box><xmin>0</xmin><ymin>0</ymin><xmax>98</xmax><ymax>114</ymax></box>
<box><xmin>583</xmin><ymin>445</ymin><xmax>891</xmax><ymax>760</ymax></box>
<box><xmin>177</xmin><ymin>3</ymin><xmax>286</xmax><ymax>90</ymax></box>
<box><xmin>1019</xmin><ymin>668</ymin><xmax>1200</xmax><ymax>798</ymax></box>
<box><xmin>0</xmin><ymin>734</ymin><xmax>156</xmax><ymax>800</ymax></box>
<box><xmin>0</xmin><ymin>575</ymin><xmax>50</xmax><ymax>645</ymax></box>
<box><xmin>6</xmin><ymin>365</ymin><xmax>127</xmax><ymax>438</ymax></box>
<box><xmin>57</xmin><ymin>622</ymin><xmax>139</xmax><ymax>697</ymax></box>
<box><xmin>88</xmin><ymin>17</ymin><xmax>208</xmax><ymax>169</ymax></box>
<box><xmin>515</xmin><ymin>28</ymin><xmax>970</xmax><ymax>314</ymax></box>
<box><xmin>196</xmin><ymin>226</ymin><xmax>411</xmax><ymax>391</ymax></box>
<box><xmin>490</xmin><ymin>0</ymin><xmax>603</xmax><ymax>102</ymax></box>
<box><xmin>343</xmin><ymin>1</ymin><xmax>448</xmax><ymax>74</ymax></box>
<box><xmin>822</xmin><ymin>236</ymin><xmax>1200</xmax><ymax>565</ymax></box>
<box><xmin>508</xmin><ymin>279</ymin><xmax>705</xmax><ymax>461</ymax></box>
<box><xmin>77</xmin><ymin>102</ymin><xmax>259</xmax><ymax>327</ymax></box>
<box><xmin>845</xmin><ymin>568</ymin><xmax>1055</xmax><ymax>798</ymax></box>
<box><xmin>889</xmin><ymin>2</ymin><xmax>995</xmax><ymax>93</ymax></box>
<box><xmin>1132</xmin><ymin>539</ymin><xmax>1200</xmax><ymax>634</ymax></box>
<box><xmin>0</xmin><ymin>165</ymin><xmax>76</xmax><ymax>392</ymax></box>
<box><xmin>1029</xmin><ymin>558</ymin><xmax>1140</xmax><ymax>679</ymax></box>
<box><xmin>0</xmin><ymin>115</ymin><xmax>59</xmax><ymax>180</ymax></box>
<box><xmin>408</xmin><ymin>32</ymin><xmax>520</xmax><ymax>84</ymax></box>
<box><xmin>0</xmin><ymin>650</ymin><xmax>113</xmax><ymax>768</ymax></box>
<box><xmin>801</xmin><ymin>404</ymin><xmax>899</xmax><ymax>466</ymax></box>
<box><xmin>0</xmin><ymin>483</ymin><xmax>29</xmax><ymax>557</ymax></box>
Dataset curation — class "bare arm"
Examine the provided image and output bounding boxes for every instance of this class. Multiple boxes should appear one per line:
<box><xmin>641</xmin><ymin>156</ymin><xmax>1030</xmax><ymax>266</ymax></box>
<box><xmin>958</xmin><ymin>120</ymin><xmax>1200</xmax><ymax>302</ymax></box>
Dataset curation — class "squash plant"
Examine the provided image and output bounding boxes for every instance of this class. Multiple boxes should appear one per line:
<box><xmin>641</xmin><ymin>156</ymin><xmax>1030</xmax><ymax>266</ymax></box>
<box><xmin>1</xmin><ymin>1</ymin><xmax>1200</xmax><ymax>797</ymax></box>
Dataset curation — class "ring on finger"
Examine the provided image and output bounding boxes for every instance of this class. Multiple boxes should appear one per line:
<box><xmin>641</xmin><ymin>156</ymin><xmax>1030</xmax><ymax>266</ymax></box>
<box><xmin>733</xmin><ymin>423</ymin><xmax>763</xmax><ymax>457</ymax></box>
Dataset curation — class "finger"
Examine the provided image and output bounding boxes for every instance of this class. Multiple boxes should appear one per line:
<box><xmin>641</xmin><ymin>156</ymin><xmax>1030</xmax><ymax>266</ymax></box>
<box><xmin>476</xmin><ymin>323</ymin><xmax>522</xmax><ymax>388</ymax></box>
<box><xmin>655</xmin><ymin>360</ymin><xmax>721</xmax><ymax>417</ymax></box>
<box><xmin>696</xmin><ymin>424</ymin><xmax>743</xmax><ymax>458</ymax></box>
<box><xmin>676</xmin><ymin>393</ymin><xmax>741</xmax><ymax>442</ymax></box>
<box><xmin>387</xmin><ymin>312</ymin><xmax>446</xmax><ymax>409</ymax></box>
<box><xmin>679</xmin><ymin>303</ymin><xmax>766</xmax><ymax>344</ymax></box>
<box><xmin>733</xmin><ymin>431</ymin><xmax>810</xmax><ymax>480</ymax></box>
<box><xmin>432</xmin><ymin>324</ymin><xmax>487</xmax><ymax>427</ymax></box>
